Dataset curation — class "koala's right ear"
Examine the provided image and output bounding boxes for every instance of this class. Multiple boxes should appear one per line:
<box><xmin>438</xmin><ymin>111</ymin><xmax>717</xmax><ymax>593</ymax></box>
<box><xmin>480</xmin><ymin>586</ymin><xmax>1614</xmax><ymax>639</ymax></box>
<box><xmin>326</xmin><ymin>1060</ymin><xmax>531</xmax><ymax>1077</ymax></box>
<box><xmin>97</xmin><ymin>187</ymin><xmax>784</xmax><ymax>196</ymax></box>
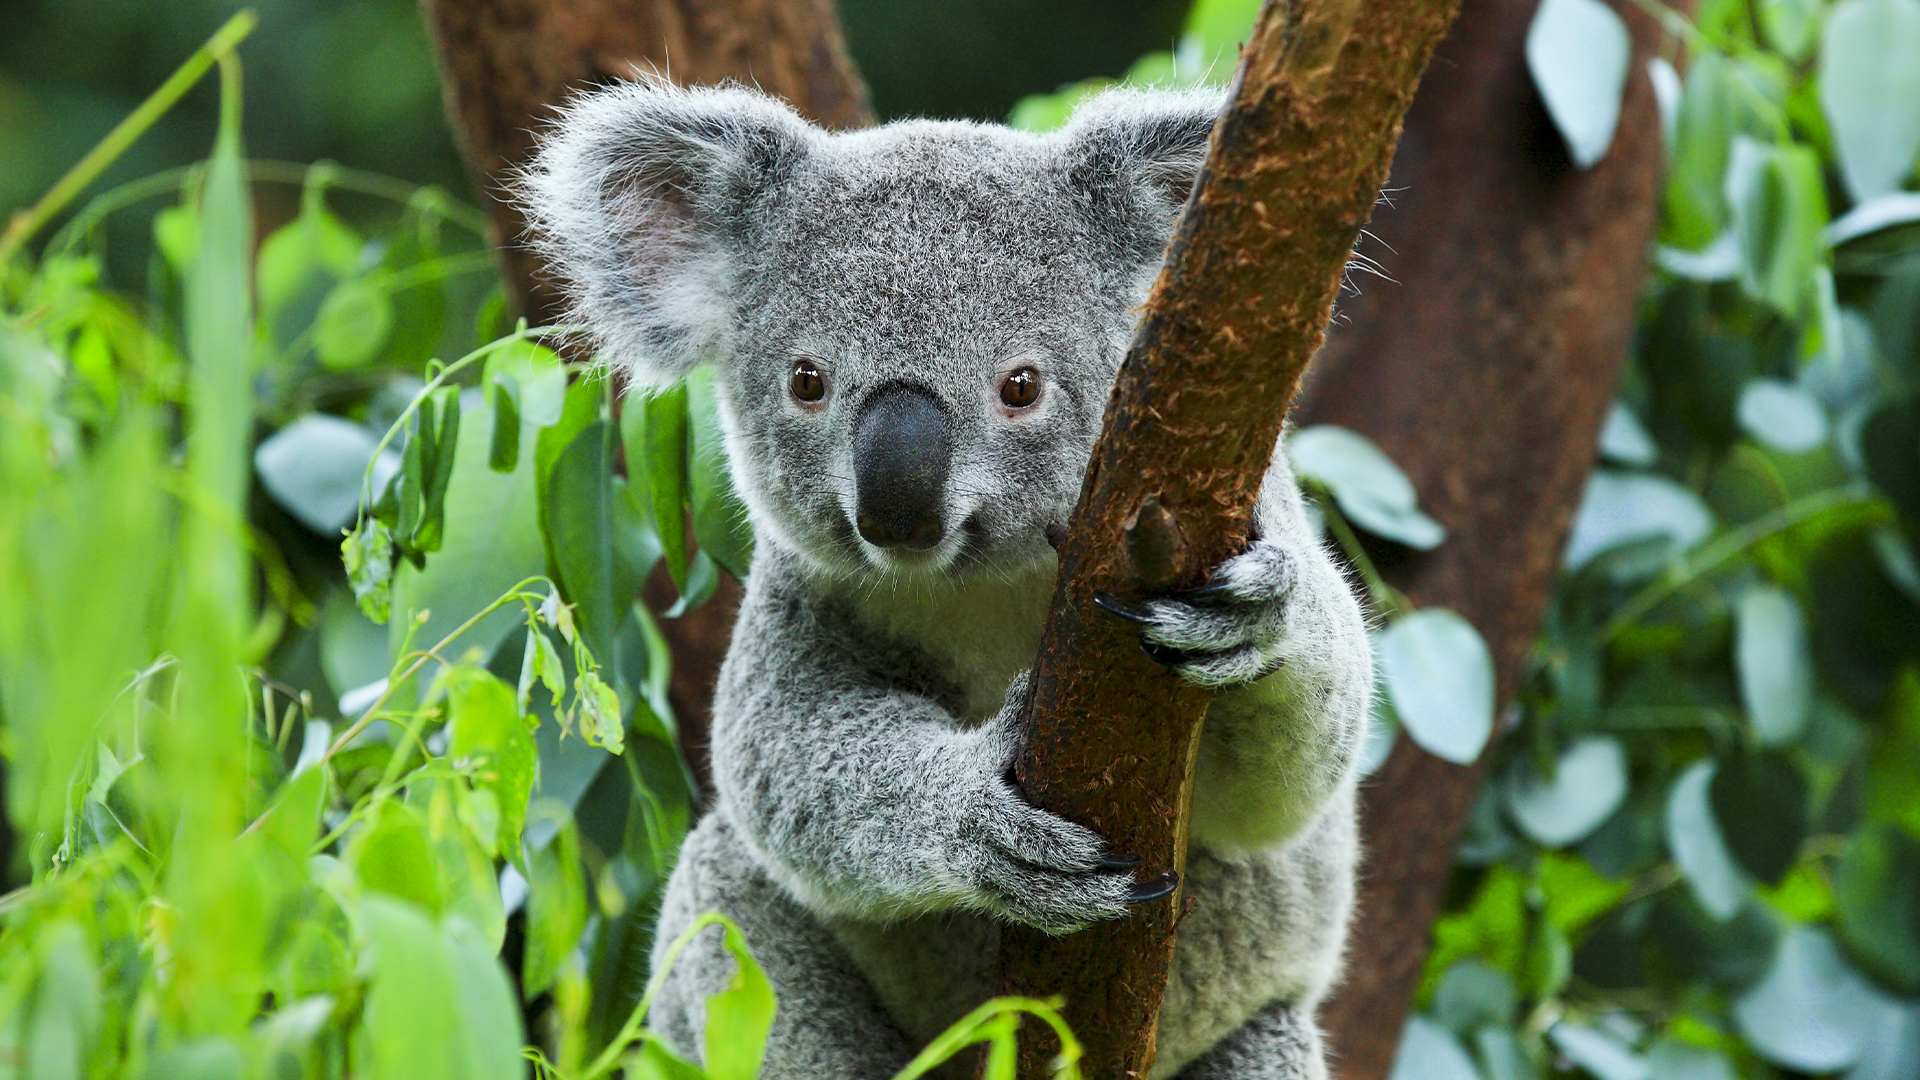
<box><xmin>521</xmin><ymin>80</ymin><xmax>813</xmax><ymax>387</ymax></box>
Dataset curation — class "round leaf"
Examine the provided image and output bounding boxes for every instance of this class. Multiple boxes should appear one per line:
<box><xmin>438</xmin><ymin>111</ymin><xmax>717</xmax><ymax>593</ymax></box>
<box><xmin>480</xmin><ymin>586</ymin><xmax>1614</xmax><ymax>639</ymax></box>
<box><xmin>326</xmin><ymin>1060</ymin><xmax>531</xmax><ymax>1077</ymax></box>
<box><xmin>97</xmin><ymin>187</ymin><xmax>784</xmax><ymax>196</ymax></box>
<box><xmin>1388</xmin><ymin>1016</ymin><xmax>1481</xmax><ymax>1080</ymax></box>
<box><xmin>1599</xmin><ymin>400</ymin><xmax>1659</xmax><ymax>466</ymax></box>
<box><xmin>1820</xmin><ymin>0</ymin><xmax>1920</xmax><ymax>201</ymax></box>
<box><xmin>1287</xmin><ymin>425</ymin><xmax>1445</xmax><ymax>549</ymax></box>
<box><xmin>1645</xmin><ymin>1040</ymin><xmax>1735</xmax><ymax>1080</ymax></box>
<box><xmin>313</xmin><ymin>279</ymin><xmax>394</xmax><ymax>371</ymax></box>
<box><xmin>1563</xmin><ymin>470</ymin><xmax>1714</xmax><ymax>577</ymax></box>
<box><xmin>1734</xmin><ymin>585</ymin><xmax>1814</xmax><ymax>745</ymax></box>
<box><xmin>255</xmin><ymin>414</ymin><xmax>381</xmax><ymax>535</ymax></box>
<box><xmin>1549</xmin><ymin>1022</ymin><xmax>1650</xmax><ymax>1080</ymax></box>
<box><xmin>1736</xmin><ymin>379</ymin><xmax>1829</xmax><ymax>454</ymax></box>
<box><xmin>1526</xmin><ymin>0</ymin><xmax>1632</xmax><ymax>169</ymax></box>
<box><xmin>1845</xmin><ymin>995</ymin><xmax>1920</xmax><ymax>1080</ymax></box>
<box><xmin>1666</xmin><ymin>760</ymin><xmax>1755</xmax><ymax>920</ymax></box>
<box><xmin>1378</xmin><ymin>610</ymin><xmax>1496</xmax><ymax>765</ymax></box>
<box><xmin>1504</xmin><ymin>736</ymin><xmax>1630</xmax><ymax>847</ymax></box>
<box><xmin>1733</xmin><ymin>926</ymin><xmax>1880</xmax><ymax>1071</ymax></box>
<box><xmin>1709</xmin><ymin>749</ymin><xmax>1809</xmax><ymax>885</ymax></box>
<box><xmin>1834</xmin><ymin>824</ymin><xmax>1920</xmax><ymax>994</ymax></box>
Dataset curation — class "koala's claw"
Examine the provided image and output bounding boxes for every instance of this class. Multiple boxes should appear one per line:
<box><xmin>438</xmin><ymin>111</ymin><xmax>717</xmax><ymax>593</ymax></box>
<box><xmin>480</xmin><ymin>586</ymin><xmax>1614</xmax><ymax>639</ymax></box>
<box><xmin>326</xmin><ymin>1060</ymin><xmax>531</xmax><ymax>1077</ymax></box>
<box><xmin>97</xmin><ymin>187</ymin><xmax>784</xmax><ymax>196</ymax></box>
<box><xmin>1127</xmin><ymin>871</ymin><xmax>1180</xmax><ymax>903</ymax></box>
<box><xmin>1090</xmin><ymin>539</ymin><xmax>1300</xmax><ymax>688</ymax></box>
<box><xmin>1096</xmin><ymin>851</ymin><xmax>1144</xmax><ymax>871</ymax></box>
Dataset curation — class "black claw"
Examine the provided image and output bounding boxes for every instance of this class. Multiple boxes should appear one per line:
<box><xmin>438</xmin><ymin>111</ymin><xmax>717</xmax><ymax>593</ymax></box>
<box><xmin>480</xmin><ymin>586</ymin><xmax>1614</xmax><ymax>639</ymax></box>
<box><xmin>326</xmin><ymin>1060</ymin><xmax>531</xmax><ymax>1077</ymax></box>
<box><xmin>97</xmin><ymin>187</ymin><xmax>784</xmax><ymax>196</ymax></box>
<box><xmin>1092</xmin><ymin>589</ymin><xmax>1156</xmax><ymax>625</ymax></box>
<box><xmin>1139</xmin><ymin>639</ymin><xmax>1194</xmax><ymax>667</ymax></box>
<box><xmin>1097</xmin><ymin>851</ymin><xmax>1143</xmax><ymax>871</ymax></box>
<box><xmin>1127</xmin><ymin>871</ymin><xmax>1180</xmax><ymax>904</ymax></box>
<box><xmin>1044</xmin><ymin>523</ymin><xmax>1069</xmax><ymax>550</ymax></box>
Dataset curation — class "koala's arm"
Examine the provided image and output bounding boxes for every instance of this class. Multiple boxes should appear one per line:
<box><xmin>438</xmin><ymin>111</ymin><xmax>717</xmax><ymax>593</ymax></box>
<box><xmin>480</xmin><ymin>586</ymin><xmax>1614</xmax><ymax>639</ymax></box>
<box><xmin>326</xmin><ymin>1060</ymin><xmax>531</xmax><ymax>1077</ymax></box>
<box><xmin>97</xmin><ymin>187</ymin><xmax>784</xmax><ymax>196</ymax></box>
<box><xmin>708</xmin><ymin>565</ymin><xmax>1145</xmax><ymax>933</ymax></box>
<box><xmin>1112</xmin><ymin>442</ymin><xmax>1372</xmax><ymax>855</ymax></box>
<box><xmin>1193</xmin><ymin>444</ymin><xmax>1372</xmax><ymax>853</ymax></box>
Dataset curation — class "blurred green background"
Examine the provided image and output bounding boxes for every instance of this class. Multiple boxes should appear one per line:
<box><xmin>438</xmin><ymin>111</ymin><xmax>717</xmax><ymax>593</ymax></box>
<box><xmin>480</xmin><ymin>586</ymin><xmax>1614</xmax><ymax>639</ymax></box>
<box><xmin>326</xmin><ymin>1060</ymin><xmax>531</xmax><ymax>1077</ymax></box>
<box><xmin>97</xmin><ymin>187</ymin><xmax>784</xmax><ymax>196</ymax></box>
<box><xmin>0</xmin><ymin>0</ymin><xmax>1188</xmax><ymax>220</ymax></box>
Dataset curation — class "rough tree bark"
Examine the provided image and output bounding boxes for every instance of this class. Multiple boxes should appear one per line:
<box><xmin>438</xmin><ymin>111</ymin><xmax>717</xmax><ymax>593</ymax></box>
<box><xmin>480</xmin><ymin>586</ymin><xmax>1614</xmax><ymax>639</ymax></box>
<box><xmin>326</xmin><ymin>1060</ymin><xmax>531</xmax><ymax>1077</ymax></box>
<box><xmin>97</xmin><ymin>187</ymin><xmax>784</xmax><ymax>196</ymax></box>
<box><xmin>988</xmin><ymin>0</ymin><xmax>1466</xmax><ymax>1074</ymax></box>
<box><xmin>1302</xmin><ymin>2</ymin><xmax>1669</xmax><ymax>1077</ymax></box>
<box><xmin>416</xmin><ymin>0</ymin><xmax>873</xmax><ymax>748</ymax></box>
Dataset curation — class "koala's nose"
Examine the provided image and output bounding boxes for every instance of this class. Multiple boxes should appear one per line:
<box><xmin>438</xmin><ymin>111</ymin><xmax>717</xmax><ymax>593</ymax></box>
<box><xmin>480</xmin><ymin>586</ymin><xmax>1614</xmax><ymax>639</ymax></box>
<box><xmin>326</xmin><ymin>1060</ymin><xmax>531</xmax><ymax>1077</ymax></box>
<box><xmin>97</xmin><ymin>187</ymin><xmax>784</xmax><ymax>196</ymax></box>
<box><xmin>853</xmin><ymin>384</ymin><xmax>951</xmax><ymax>551</ymax></box>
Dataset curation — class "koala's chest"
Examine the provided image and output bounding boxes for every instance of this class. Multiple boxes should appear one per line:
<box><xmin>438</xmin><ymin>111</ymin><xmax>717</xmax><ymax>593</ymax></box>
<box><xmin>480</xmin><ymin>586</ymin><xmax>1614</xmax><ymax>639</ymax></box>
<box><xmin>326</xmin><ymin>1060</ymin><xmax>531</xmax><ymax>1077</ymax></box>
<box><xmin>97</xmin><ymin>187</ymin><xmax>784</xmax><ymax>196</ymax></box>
<box><xmin>855</xmin><ymin>574</ymin><xmax>1053</xmax><ymax>723</ymax></box>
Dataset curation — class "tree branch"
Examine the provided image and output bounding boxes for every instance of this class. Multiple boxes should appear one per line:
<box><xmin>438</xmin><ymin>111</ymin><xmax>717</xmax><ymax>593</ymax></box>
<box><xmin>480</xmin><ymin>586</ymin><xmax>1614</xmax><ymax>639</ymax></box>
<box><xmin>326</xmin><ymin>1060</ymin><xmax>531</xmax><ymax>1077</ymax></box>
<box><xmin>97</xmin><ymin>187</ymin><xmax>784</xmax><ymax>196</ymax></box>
<box><xmin>990</xmin><ymin>0</ymin><xmax>1466</xmax><ymax>1074</ymax></box>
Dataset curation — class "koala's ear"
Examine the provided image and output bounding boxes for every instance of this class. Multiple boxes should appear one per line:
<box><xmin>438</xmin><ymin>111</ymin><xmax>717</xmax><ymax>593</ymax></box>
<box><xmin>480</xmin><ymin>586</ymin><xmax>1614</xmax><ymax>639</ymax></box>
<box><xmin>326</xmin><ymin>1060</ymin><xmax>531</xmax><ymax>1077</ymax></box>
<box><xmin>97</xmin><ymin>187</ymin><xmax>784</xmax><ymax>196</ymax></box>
<box><xmin>521</xmin><ymin>80</ymin><xmax>813</xmax><ymax>387</ymax></box>
<box><xmin>1058</xmin><ymin>88</ymin><xmax>1226</xmax><ymax>262</ymax></box>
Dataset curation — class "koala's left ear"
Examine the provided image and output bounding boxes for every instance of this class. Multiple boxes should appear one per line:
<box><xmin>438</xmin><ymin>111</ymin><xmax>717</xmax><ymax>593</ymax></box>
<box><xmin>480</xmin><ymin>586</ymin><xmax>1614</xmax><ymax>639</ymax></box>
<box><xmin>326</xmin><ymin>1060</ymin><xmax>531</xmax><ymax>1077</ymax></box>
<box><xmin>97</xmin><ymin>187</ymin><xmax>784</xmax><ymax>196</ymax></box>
<box><xmin>520</xmin><ymin>79</ymin><xmax>814</xmax><ymax>388</ymax></box>
<box><xmin>1058</xmin><ymin>88</ymin><xmax>1226</xmax><ymax>263</ymax></box>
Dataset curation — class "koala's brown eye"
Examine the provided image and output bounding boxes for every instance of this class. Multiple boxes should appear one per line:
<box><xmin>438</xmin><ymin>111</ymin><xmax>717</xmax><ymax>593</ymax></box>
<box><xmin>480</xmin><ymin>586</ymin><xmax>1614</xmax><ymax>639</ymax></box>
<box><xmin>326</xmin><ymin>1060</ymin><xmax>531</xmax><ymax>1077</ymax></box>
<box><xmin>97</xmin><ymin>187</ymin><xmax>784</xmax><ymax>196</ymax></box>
<box><xmin>999</xmin><ymin>367</ymin><xmax>1040</xmax><ymax>410</ymax></box>
<box><xmin>790</xmin><ymin>360</ymin><xmax>826</xmax><ymax>403</ymax></box>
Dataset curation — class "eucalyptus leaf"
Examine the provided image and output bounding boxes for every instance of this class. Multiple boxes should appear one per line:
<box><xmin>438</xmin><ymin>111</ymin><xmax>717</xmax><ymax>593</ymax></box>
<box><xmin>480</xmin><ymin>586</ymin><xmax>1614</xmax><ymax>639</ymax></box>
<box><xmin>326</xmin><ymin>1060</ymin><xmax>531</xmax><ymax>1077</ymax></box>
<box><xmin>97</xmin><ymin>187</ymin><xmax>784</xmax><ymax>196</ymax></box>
<box><xmin>1504</xmin><ymin>736</ymin><xmax>1629</xmax><ymax>847</ymax></box>
<box><xmin>1709</xmin><ymin>749</ymin><xmax>1808</xmax><ymax>886</ymax></box>
<box><xmin>1645</xmin><ymin>1039</ymin><xmax>1735</xmax><ymax>1080</ymax></box>
<box><xmin>1845</xmin><ymin>996</ymin><xmax>1920</xmax><ymax>1080</ymax></box>
<box><xmin>359</xmin><ymin>896</ymin><xmax>462</xmax><ymax>1080</ymax></box>
<box><xmin>1526</xmin><ymin>0</ymin><xmax>1632</xmax><ymax>169</ymax></box>
<box><xmin>1725</xmin><ymin>136</ymin><xmax>1829</xmax><ymax>321</ymax></box>
<box><xmin>1549</xmin><ymin>1022</ymin><xmax>1650</xmax><ymax>1080</ymax></box>
<box><xmin>522</xmin><ymin>805</ymin><xmax>586</xmax><ymax>997</ymax></box>
<box><xmin>1734</xmin><ymin>585</ymin><xmax>1814</xmax><ymax>745</ymax></box>
<box><xmin>313</xmin><ymin>278</ymin><xmax>394</xmax><ymax>371</ymax></box>
<box><xmin>1388</xmin><ymin>1016</ymin><xmax>1481</xmax><ymax>1080</ymax></box>
<box><xmin>1563</xmin><ymin>470</ymin><xmax>1713</xmax><ymax>579</ymax></box>
<box><xmin>703</xmin><ymin>919</ymin><xmax>778</xmax><ymax>1080</ymax></box>
<box><xmin>1733</xmin><ymin>926</ymin><xmax>1880</xmax><ymax>1072</ymax></box>
<box><xmin>1834</xmin><ymin>824</ymin><xmax>1920</xmax><ymax>994</ymax></box>
<box><xmin>1287</xmin><ymin>425</ymin><xmax>1445</xmax><ymax>550</ymax></box>
<box><xmin>1820</xmin><ymin>0</ymin><xmax>1920</xmax><ymax>201</ymax></box>
<box><xmin>1735</xmin><ymin>380</ymin><xmax>1828</xmax><ymax>454</ymax></box>
<box><xmin>1599</xmin><ymin>401</ymin><xmax>1659</xmax><ymax>466</ymax></box>
<box><xmin>1377</xmin><ymin>610</ymin><xmax>1495</xmax><ymax>766</ymax></box>
<box><xmin>1666</xmin><ymin>760</ymin><xmax>1755</xmax><ymax>921</ymax></box>
<box><xmin>255</xmin><ymin>414</ymin><xmax>381</xmax><ymax>535</ymax></box>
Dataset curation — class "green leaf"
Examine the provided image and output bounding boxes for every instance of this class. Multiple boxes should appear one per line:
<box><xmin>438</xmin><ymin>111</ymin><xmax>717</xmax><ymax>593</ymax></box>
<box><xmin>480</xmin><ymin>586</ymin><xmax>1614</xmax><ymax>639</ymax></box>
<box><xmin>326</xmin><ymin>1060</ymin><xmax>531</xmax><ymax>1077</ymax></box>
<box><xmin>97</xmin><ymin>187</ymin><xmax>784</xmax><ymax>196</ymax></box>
<box><xmin>259</xmin><ymin>764</ymin><xmax>325</xmax><ymax>861</ymax></box>
<box><xmin>1288</xmin><ymin>425</ymin><xmax>1445</xmax><ymax>549</ymax></box>
<box><xmin>1725</xmin><ymin>136</ymin><xmax>1830</xmax><ymax>320</ymax></box>
<box><xmin>702</xmin><ymin>920</ymin><xmax>778</xmax><ymax>1080</ymax></box>
<box><xmin>1819</xmin><ymin>0</ymin><xmax>1920</xmax><ymax>201</ymax></box>
<box><xmin>1643</xmin><ymin>1040</ymin><xmax>1734</xmax><ymax>1080</ymax></box>
<box><xmin>1537</xmin><ymin>850</ymin><xmax>1631</xmax><ymax>934</ymax></box>
<box><xmin>359</xmin><ymin>896</ymin><xmax>463</xmax><ymax>1080</ymax></box>
<box><xmin>577</xmin><ymin>670</ymin><xmax>625</xmax><ymax>754</ymax></box>
<box><xmin>255</xmin><ymin>414</ymin><xmax>383</xmax><ymax>535</ymax></box>
<box><xmin>1664</xmin><ymin>52</ymin><xmax>1744</xmax><ymax>249</ymax></box>
<box><xmin>522</xmin><ymin>805</ymin><xmax>587</xmax><ymax>997</ymax></box>
<box><xmin>1861</xmin><ymin>399</ymin><xmax>1920</xmax><ymax>525</ymax></box>
<box><xmin>1709</xmin><ymin>750</ymin><xmax>1808</xmax><ymax>886</ymax></box>
<box><xmin>1834</xmin><ymin>824</ymin><xmax>1920</xmax><ymax>994</ymax></box>
<box><xmin>348</xmin><ymin>801</ymin><xmax>446</xmax><ymax>915</ymax></box>
<box><xmin>1732</xmin><ymin>926</ymin><xmax>1880</xmax><ymax>1072</ymax></box>
<box><xmin>345</xmin><ymin>517</ymin><xmax>397</xmax><ymax>623</ymax></box>
<box><xmin>625</xmin><ymin>381</ymin><xmax>691</xmax><ymax>590</ymax></box>
<box><xmin>1667</xmin><ymin>760</ymin><xmax>1757</xmax><ymax>920</ymax></box>
<box><xmin>627</xmin><ymin>1040</ymin><xmax>710</xmax><ymax>1080</ymax></box>
<box><xmin>445</xmin><ymin>930</ymin><xmax>528</xmax><ymax>1080</ymax></box>
<box><xmin>27</xmin><ymin>922</ymin><xmax>101</xmax><ymax>1080</ymax></box>
<box><xmin>1734</xmin><ymin>585</ymin><xmax>1814</xmax><ymax>745</ymax></box>
<box><xmin>256</xmin><ymin>171</ymin><xmax>361</xmax><ymax>326</ymax></box>
<box><xmin>448</xmin><ymin>670</ymin><xmax>537</xmax><ymax>872</ymax></box>
<box><xmin>1599</xmin><ymin>401</ymin><xmax>1659</xmax><ymax>466</ymax></box>
<box><xmin>1526</xmin><ymin>0</ymin><xmax>1631</xmax><ymax>169</ymax></box>
<box><xmin>1734</xmin><ymin>380</ymin><xmax>1828</xmax><ymax>454</ymax></box>
<box><xmin>490</xmin><ymin>371</ymin><xmax>521</xmax><ymax>473</ymax></box>
<box><xmin>1563</xmin><ymin>470</ymin><xmax>1714</xmax><ymax>580</ymax></box>
<box><xmin>546</xmin><ymin>420</ymin><xmax>651</xmax><ymax>670</ymax></box>
<box><xmin>1377</xmin><ymin>610</ymin><xmax>1495</xmax><ymax>765</ymax></box>
<box><xmin>1845</xmin><ymin>997</ymin><xmax>1920</xmax><ymax>1080</ymax></box>
<box><xmin>409</xmin><ymin>386</ymin><xmax>462</xmax><ymax>554</ymax></box>
<box><xmin>1475</xmin><ymin>1027</ymin><xmax>1538</xmax><ymax>1080</ymax></box>
<box><xmin>686</xmin><ymin>366</ymin><xmax>753</xmax><ymax>581</ymax></box>
<box><xmin>1388</xmin><ymin>1016</ymin><xmax>1481</xmax><ymax>1080</ymax></box>
<box><xmin>1430</xmin><ymin>960</ymin><xmax>1516</xmax><ymax>1035</ymax></box>
<box><xmin>390</xmin><ymin>345</ymin><xmax>561</xmax><ymax>670</ymax></box>
<box><xmin>1547</xmin><ymin>1023</ymin><xmax>1647</xmax><ymax>1080</ymax></box>
<box><xmin>1503</xmin><ymin>735</ymin><xmax>1629</xmax><ymax>847</ymax></box>
<box><xmin>313</xmin><ymin>278</ymin><xmax>394</xmax><ymax>371</ymax></box>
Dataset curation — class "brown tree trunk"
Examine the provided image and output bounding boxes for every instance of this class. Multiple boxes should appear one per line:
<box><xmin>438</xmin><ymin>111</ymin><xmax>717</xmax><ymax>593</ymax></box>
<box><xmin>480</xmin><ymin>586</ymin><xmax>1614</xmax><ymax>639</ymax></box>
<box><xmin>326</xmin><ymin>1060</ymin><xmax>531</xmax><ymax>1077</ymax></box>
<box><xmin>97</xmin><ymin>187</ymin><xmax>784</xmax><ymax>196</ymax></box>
<box><xmin>1301</xmin><ymin>0</ymin><xmax>1670</xmax><ymax>1077</ymax></box>
<box><xmin>988</xmin><ymin>0</ymin><xmax>1464</xmax><ymax>1075</ymax></box>
<box><xmin>417</xmin><ymin>0</ymin><xmax>873</xmax><ymax>751</ymax></box>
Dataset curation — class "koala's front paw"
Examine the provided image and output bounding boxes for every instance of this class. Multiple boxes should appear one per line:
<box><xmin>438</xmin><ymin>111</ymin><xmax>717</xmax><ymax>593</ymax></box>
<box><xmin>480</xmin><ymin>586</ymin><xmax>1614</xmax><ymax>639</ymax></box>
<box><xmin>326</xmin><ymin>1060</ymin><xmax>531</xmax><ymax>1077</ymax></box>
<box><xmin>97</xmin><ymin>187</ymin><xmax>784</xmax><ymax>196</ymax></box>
<box><xmin>959</xmin><ymin>682</ymin><xmax>1179</xmax><ymax>935</ymax></box>
<box><xmin>1093</xmin><ymin>535</ymin><xmax>1297</xmax><ymax>688</ymax></box>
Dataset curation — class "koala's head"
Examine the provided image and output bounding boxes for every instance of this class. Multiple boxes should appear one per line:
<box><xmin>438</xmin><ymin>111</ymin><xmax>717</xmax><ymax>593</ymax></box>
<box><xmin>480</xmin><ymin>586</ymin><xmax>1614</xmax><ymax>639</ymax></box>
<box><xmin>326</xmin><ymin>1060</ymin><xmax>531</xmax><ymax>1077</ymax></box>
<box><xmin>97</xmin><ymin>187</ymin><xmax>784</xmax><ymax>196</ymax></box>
<box><xmin>523</xmin><ymin>81</ymin><xmax>1221</xmax><ymax>584</ymax></box>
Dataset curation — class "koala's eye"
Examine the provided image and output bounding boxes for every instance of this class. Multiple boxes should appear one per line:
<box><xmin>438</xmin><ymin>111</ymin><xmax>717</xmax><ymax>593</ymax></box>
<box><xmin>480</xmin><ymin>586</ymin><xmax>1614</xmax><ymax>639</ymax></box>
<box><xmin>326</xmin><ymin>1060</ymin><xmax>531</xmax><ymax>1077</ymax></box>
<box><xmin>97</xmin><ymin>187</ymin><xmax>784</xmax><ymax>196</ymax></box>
<box><xmin>790</xmin><ymin>360</ymin><xmax>826</xmax><ymax>404</ymax></box>
<box><xmin>999</xmin><ymin>367</ymin><xmax>1041</xmax><ymax>410</ymax></box>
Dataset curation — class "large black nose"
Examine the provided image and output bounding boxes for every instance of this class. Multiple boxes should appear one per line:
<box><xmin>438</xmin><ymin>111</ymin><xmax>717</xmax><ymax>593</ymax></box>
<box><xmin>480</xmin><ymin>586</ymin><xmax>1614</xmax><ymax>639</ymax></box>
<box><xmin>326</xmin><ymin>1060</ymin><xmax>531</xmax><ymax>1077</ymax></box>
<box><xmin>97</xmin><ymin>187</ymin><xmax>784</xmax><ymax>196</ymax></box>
<box><xmin>853</xmin><ymin>384</ymin><xmax>950</xmax><ymax>551</ymax></box>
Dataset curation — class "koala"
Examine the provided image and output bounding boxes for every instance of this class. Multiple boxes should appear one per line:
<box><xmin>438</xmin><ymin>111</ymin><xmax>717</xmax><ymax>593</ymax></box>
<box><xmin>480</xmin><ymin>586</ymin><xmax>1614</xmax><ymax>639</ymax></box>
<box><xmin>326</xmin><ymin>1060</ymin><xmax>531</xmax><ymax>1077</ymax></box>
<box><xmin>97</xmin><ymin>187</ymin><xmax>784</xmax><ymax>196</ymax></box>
<box><xmin>523</xmin><ymin>80</ymin><xmax>1373</xmax><ymax>1080</ymax></box>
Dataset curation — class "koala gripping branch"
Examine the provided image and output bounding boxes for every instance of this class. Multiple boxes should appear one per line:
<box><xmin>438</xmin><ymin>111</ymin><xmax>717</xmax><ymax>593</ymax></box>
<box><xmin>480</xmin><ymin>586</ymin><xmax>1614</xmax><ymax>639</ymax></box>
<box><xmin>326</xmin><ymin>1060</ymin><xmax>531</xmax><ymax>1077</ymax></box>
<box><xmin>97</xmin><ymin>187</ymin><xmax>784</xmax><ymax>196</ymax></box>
<box><xmin>996</xmin><ymin>0</ymin><xmax>1464</xmax><ymax>1075</ymax></box>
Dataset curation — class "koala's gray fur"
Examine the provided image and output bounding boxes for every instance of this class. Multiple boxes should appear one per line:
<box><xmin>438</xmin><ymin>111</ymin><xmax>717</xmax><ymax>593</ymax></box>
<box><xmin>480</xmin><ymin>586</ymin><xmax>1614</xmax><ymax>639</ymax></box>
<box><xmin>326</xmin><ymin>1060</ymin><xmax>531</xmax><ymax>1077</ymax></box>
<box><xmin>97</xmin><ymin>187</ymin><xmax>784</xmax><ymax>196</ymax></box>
<box><xmin>522</xmin><ymin>79</ymin><xmax>1373</xmax><ymax>1080</ymax></box>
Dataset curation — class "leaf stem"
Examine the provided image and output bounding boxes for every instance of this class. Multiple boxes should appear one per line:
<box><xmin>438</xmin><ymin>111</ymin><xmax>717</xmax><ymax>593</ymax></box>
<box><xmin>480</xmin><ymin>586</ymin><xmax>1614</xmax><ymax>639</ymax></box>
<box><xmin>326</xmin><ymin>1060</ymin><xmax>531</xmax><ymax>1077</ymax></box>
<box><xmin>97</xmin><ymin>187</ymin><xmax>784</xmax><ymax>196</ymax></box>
<box><xmin>0</xmin><ymin>10</ymin><xmax>258</xmax><ymax>266</ymax></box>
<box><xmin>1600</xmin><ymin>482</ymin><xmax>1879</xmax><ymax>640</ymax></box>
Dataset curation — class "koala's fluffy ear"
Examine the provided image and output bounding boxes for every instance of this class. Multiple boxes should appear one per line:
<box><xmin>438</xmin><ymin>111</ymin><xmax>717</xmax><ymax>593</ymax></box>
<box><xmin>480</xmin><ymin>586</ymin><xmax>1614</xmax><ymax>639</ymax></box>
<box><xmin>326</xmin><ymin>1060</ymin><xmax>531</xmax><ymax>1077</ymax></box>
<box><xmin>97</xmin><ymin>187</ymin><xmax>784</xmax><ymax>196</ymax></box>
<box><xmin>521</xmin><ymin>80</ymin><xmax>813</xmax><ymax>387</ymax></box>
<box><xmin>1058</xmin><ymin>88</ymin><xmax>1226</xmax><ymax>263</ymax></box>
